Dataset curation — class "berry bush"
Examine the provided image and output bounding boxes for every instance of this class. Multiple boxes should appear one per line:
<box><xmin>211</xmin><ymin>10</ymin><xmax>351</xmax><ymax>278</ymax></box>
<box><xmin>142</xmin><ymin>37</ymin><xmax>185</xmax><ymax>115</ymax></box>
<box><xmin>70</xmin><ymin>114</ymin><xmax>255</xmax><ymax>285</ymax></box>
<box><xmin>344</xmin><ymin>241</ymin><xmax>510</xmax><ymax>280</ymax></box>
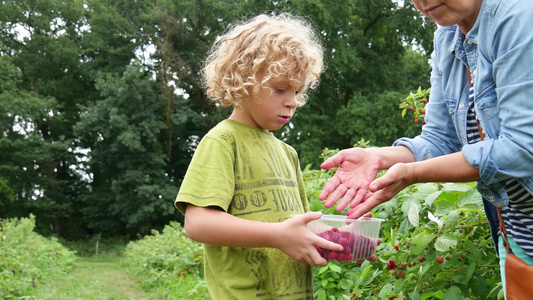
<box><xmin>400</xmin><ymin>87</ymin><xmax>430</xmax><ymax>124</ymax></box>
<box><xmin>0</xmin><ymin>215</ymin><xmax>77</xmax><ymax>298</ymax></box>
<box><xmin>303</xmin><ymin>149</ymin><xmax>503</xmax><ymax>300</ymax></box>
<box><xmin>123</xmin><ymin>221</ymin><xmax>208</xmax><ymax>299</ymax></box>
<box><xmin>122</xmin><ymin>146</ymin><xmax>502</xmax><ymax>300</ymax></box>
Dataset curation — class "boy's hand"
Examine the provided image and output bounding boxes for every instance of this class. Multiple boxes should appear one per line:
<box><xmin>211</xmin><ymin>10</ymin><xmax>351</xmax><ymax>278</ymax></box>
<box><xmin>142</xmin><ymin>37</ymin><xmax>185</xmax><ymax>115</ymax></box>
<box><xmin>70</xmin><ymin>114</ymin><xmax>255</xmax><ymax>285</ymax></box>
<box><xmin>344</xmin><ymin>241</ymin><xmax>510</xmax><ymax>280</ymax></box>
<box><xmin>274</xmin><ymin>211</ymin><xmax>343</xmax><ymax>266</ymax></box>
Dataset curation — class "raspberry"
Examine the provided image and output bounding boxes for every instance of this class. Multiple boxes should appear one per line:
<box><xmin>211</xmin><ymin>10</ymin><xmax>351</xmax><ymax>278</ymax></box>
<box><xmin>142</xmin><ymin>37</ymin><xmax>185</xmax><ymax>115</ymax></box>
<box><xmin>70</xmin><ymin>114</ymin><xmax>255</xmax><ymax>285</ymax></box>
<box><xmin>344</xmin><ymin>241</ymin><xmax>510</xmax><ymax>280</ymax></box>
<box><xmin>338</xmin><ymin>237</ymin><xmax>348</xmax><ymax>245</ymax></box>
<box><xmin>387</xmin><ymin>260</ymin><xmax>397</xmax><ymax>270</ymax></box>
<box><xmin>317</xmin><ymin>229</ymin><xmax>378</xmax><ymax>261</ymax></box>
<box><xmin>328</xmin><ymin>252</ymin><xmax>338</xmax><ymax>260</ymax></box>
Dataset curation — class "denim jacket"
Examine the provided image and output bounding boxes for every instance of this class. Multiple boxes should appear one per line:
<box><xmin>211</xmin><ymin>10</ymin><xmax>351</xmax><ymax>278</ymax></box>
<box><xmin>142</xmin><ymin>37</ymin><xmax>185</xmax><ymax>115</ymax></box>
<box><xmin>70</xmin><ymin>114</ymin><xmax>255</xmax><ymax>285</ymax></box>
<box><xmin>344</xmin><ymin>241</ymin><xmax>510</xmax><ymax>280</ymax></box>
<box><xmin>394</xmin><ymin>0</ymin><xmax>533</xmax><ymax>212</ymax></box>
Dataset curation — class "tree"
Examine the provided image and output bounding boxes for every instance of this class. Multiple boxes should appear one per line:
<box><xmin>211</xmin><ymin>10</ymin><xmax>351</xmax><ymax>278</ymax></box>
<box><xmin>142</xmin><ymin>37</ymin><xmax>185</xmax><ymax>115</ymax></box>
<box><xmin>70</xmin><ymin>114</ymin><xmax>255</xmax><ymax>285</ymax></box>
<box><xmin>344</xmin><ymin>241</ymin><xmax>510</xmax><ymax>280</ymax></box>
<box><xmin>0</xmin><ymin>0</ymin><xmax>150</xmax><ymax>236</ymax></box>
<box><xmin>75</xmin><ymin>65</ymin><xmax>179</xmax><ymax>235</ymax></box>
<box><xmin>141</xmin><ymin>0</ymin><xmax>435</xmax><ymax>167</ymax></box>
<box><xmin>0</xmin><ymin>54</ymin><xmax>73</xmax><ymax>232</ymax></box>
<box><xmin>0</xmin><ymin>0</ymin><xmax>436</xmax><ymax>238</ymax></box>
<box><xmin>273</xmin><ymin>0</ymin><xmax>435</xmax><ymax>167</ymax></box>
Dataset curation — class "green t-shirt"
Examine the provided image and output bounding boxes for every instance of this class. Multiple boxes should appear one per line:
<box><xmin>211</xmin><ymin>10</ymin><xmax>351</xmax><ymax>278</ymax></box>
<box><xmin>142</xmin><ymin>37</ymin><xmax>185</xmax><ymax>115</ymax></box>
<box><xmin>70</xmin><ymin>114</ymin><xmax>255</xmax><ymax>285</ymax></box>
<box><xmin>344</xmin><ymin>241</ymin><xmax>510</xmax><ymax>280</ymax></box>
<box><xmin>175</xmin><ymin>119</ymin><xmax>312</xmax><ymax>300</ymax></box>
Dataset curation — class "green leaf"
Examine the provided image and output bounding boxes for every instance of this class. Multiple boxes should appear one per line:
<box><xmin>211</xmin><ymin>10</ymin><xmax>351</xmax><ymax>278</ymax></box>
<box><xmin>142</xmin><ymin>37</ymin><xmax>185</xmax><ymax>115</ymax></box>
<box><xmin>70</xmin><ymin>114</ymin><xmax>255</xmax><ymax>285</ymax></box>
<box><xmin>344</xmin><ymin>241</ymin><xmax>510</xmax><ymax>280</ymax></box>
<box><xmin>321</xmin><ymin>279</ymin><xmax>329</xmax><ymax>287</ymax></box>
<box><xmin>398</xmin><ymin>217</ymin><xmax>413</xmax><ymax>234</ymax></box>
<box><xmin>457</xmin><ymin>189</ymin><xmax>483</xmax><ymax>207</ymax></box>
<box><xmin>316</xmin><ymin>289</ymin><xmax>326</xmax><ymax>300</ymax></box>
<box><xmin>410</xmin><ymin>232</ymin><xmax>436</xmax><ymax>255</ymax></box>
<box><xmin>442</xmin><ymin>286</ymin><xmax>464</xmax><ymax>300</ymax></box>
<box><xmin>410</xmin><ymin>287</ymin><xmax>421</xmax><ymax>300</ymax></box>
<box><xmin>416</xmin><ymin>183</ymin><xmax>440</xmax><ymax>194</ymax></box>
<box><xmin>329</xmin><ymin>264</ymin><xmax>342</xmax><ymax>273</ymax></box>
<box><xmin>340</xmin><ymin>278</ymin><xmax>352</xmax><ymax>289</ymax></box>
<box><xmin>447</xmin><ymin>210</ymin><xmax>461</xmax><ymax>224</ymax></box>
<box><xmin>408</xmin><ymin>203</ymin><xmax>420</xmax><ymax>228</ymax></box>
<box><xmin>441</xmin><ymin>183</ymin><xmax>472</xmax><ymax>192</ymax></box>
<box><xmin>318</xmin><ymin>266</ymin><xmax>329</xmax><ymax>274</ymax></box>
<box><xmin>434</xmin><ymin>234</ymin><xmax>458</xmax><ymax>252</ymax></box>
<box><xmin>465</xmin><ymin>241</ymin><xmax>483</xmax><ymax>260</ymax></box>
<box><xmin>425</xmin><ymin>191</ymin><xmax>442</xmax><ymax>207</ymax></box>
<box><xmin>464</xmin><ymin>262</ymin><xmax>476</xmax><ymax>285</ymax></box>
<box><xmin>434</xmin><ymin>196</ymin><xmax>455</xmax><ymax>216</ymax></box>
<box><xmin>378</xmin><ymin>283</ymin><xmax>393</xmax><ymax>298</ymax></box>
<box><xmin>359</xmin><ymin>263</ymin><xmax>375</xmax><ymax>286</ymax></box>
<box><xmin>421</xmin><ymin>291</ymin><xmax>436</xmax><ymax>300</ymax></box>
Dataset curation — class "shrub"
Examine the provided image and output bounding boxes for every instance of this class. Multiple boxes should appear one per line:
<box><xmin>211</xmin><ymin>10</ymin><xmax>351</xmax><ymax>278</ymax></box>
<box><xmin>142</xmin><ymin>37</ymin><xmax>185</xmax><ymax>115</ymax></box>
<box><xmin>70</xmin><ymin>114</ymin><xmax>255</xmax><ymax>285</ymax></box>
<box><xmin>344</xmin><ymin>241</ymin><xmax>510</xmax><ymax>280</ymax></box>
<box><xmin>125</xmin><ymin>146</ymin><xmax>503</xmax><ymax>299</ymax></box>
<box><xmin>303</xmin><ymin>163</ymin><xmax>502</xmax><ymax>300</ymax></box>
<box><xmin>123</xmin><ymin>221</ymin><xmax>207</xmax><ymax>299</ymax></box>
<box><xmin>0</xmin><ymin>215</ymin><xmax>77</xmax><ymax>298</ymax></box>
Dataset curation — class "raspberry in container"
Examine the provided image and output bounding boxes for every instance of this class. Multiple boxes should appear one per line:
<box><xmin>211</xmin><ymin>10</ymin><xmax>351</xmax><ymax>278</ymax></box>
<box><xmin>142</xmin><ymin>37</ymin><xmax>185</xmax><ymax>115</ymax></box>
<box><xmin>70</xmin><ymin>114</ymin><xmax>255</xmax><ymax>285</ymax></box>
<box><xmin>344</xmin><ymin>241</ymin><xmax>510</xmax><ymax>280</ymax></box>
<box><xmin>307</xmin><ymin>214</ymin><xmax>384</xmax><ymax>262</ymax></box>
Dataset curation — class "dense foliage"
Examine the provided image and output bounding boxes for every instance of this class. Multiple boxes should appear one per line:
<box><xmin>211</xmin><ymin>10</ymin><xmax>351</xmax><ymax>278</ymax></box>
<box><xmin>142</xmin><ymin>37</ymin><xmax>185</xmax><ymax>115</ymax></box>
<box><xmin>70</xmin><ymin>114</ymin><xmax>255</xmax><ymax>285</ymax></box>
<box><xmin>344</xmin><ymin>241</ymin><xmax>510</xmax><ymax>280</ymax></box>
<box><xmin>306</xmin><ymin>169</ymin><xmax>502</xmax><ymax>299</ymax></box>
<box><xmin>0</xmin><ymin>215</ymin><xmax>77</xmax><ymax>298</ymax></box>
<box><xmin>124</xmin><ymin>221</ymin><xmax>207</xmax><ymax>299</ymax></box>
<box><xmin>122</xmin><ymin>161</ymin><xmax>502</xmax><ymax>300</ymax></box>
<box><xmin>0</xmin><ymin>0</ymin><xmax>435</xmax><ymax>238</ymax></box>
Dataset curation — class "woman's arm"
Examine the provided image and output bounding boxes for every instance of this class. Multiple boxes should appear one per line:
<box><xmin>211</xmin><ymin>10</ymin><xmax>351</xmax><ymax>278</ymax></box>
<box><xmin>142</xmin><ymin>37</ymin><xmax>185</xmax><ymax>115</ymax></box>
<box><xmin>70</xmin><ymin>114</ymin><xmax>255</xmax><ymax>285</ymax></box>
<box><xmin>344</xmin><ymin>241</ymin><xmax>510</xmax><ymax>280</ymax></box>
<box><xmin>347</xmin><ymin>151</ymin><xmax>480</xmax><ymax>218</ymax></box>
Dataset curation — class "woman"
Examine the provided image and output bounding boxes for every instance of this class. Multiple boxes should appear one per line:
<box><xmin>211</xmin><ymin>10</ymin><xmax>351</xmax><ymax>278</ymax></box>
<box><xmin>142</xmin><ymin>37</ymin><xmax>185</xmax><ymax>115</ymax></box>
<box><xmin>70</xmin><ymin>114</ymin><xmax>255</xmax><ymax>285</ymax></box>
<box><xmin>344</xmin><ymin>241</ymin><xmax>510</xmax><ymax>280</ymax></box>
<box><xmin>319</xmin><ymin>0</ymin><xmax>533</xmax><ymax>296</ymax></box>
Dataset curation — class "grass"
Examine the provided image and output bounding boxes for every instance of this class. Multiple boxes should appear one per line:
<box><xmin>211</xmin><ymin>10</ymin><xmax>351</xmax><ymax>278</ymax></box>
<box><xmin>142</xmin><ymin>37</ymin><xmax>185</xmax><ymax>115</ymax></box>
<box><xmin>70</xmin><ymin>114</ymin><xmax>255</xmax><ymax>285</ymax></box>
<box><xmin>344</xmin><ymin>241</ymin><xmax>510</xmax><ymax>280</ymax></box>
<box><xmin>32</xmin><ymin>256</ymin><xmax>155</xmax><ymax>300</ymax></box>
<box><xmin>32</xmin><ymin>238</ymin><xmax>158</xmax><ymax>300</ymax></box>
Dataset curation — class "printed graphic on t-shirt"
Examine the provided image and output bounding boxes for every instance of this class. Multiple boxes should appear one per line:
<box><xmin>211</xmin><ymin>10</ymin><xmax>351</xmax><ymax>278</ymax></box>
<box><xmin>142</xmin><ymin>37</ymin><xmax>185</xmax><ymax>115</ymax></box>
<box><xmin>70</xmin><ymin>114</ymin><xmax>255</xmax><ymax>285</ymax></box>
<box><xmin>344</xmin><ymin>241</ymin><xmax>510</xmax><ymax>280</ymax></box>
<box><xmin>230</xmin><ymin>132</ymin><xmax>304</xmax><ymax>218</ymax></box>
<box><xmin>245</xmin><ymin>248</ymin><xmax>313</xmax><ymax>299</ymax></box>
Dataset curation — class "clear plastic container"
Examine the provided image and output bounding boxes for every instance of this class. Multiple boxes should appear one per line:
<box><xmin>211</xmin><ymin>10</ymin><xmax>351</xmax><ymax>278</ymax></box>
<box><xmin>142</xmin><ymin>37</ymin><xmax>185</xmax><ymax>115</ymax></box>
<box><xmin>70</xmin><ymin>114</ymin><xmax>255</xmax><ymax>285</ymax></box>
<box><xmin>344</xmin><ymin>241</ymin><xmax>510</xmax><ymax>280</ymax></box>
<box><xmin>307</xmin><ymin>214</ymin><xmax>384</xmax><ymax>262</ymax></box>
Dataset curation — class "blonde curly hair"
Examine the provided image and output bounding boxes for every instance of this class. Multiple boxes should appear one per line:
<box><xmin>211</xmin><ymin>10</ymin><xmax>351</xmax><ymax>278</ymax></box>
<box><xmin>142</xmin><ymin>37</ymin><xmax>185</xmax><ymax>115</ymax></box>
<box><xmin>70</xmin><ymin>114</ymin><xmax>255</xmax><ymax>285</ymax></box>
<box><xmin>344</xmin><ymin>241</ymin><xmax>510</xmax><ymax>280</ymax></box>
<box><xmin>202</xmin><ymin>13</ymin><xmax>324</xmax><ymax>109</ymax></box>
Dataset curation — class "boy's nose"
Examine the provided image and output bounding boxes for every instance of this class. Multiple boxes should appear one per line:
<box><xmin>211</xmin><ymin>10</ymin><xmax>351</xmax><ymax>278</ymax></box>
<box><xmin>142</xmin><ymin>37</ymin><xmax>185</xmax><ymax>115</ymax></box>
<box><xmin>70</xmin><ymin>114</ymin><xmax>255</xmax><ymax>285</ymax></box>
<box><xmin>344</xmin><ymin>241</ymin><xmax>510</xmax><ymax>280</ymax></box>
<box><xmin>285</xmin><ymin>94</ymin><xmax>298</xmax><ymax>108</ymax></box>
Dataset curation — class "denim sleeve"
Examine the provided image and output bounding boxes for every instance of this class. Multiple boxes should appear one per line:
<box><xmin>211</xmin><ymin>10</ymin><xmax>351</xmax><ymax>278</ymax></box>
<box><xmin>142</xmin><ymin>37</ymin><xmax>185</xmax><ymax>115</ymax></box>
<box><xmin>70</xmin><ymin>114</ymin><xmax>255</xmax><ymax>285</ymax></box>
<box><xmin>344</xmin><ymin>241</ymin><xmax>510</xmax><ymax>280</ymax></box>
<box><xmin>463</xmin><ymin>2</ymin><xmax>533</xmax><ymax>185</ymax></box>
<box><xmin>394</xmin><ymin>27</ymin><xmax>462</xmax><ymax>161</ymax></box>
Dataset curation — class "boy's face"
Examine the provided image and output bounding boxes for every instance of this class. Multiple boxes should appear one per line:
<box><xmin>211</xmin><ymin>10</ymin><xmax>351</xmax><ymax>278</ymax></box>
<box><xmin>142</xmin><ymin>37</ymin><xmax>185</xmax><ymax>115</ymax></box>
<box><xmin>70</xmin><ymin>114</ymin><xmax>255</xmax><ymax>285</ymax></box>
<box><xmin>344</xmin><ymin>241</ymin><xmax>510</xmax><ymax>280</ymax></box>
<box><xmin>229</xmin><ymin>75</ymin><xmax>304</xmax><ymax>132</ymax></box>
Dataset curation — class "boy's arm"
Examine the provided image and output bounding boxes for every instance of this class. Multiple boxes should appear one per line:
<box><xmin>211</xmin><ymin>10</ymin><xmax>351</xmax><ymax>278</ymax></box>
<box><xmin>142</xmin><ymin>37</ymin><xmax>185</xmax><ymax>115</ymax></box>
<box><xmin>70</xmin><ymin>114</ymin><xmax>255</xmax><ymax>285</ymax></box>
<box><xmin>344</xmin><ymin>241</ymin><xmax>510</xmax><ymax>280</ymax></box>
<box><xmin>184</xmin><ymin>204</ymin><xmax>343</xmax><ymax>266</ymax></box>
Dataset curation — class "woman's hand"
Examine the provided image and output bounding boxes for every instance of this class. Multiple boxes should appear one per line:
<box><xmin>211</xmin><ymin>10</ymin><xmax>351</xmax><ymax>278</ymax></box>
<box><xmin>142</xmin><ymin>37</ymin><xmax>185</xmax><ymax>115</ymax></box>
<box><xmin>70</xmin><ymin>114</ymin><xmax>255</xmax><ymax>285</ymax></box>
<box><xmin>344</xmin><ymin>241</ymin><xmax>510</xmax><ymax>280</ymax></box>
<box><xmin>347</xmin><ymin>163</ymin><xmax>414</xmax><ymax>219</ymax></box>
<box><xmin>319</xmin><ymin>148</ymin><xmax>381</xmax><ymax>211</ymax></box>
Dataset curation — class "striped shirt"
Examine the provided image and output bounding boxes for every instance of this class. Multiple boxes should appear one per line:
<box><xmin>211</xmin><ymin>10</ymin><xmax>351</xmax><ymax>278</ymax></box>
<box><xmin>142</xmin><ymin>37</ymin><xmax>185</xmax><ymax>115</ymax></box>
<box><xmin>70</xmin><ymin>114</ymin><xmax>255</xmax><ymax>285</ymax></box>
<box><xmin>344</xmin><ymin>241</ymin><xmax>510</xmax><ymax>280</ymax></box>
<box><xmin>466</xmin><ymin>81</ymin><xmax>533</xmax><ymax>257</ymax></box>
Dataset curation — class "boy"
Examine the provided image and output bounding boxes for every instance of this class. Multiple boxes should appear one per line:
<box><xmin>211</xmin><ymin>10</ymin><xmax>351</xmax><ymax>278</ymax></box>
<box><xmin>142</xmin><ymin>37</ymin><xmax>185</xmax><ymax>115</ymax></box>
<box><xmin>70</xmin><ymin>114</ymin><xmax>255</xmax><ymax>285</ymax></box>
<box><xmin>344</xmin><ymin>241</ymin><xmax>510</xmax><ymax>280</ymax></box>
<box><xmin>175</xmin><ymin>13</ymin><xmax>341</xmax><ymax>299</ymax></box>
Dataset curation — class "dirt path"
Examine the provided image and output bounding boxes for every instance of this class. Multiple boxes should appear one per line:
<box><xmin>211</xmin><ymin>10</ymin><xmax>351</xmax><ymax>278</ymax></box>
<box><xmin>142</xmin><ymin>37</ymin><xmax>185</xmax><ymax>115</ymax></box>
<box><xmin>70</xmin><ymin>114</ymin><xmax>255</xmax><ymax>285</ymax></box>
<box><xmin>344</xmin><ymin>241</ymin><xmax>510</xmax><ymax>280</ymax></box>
<box><xmin>33</xmin><ymin>258</ymin><xmax>154</xmax><ymax>300</ymax></box>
